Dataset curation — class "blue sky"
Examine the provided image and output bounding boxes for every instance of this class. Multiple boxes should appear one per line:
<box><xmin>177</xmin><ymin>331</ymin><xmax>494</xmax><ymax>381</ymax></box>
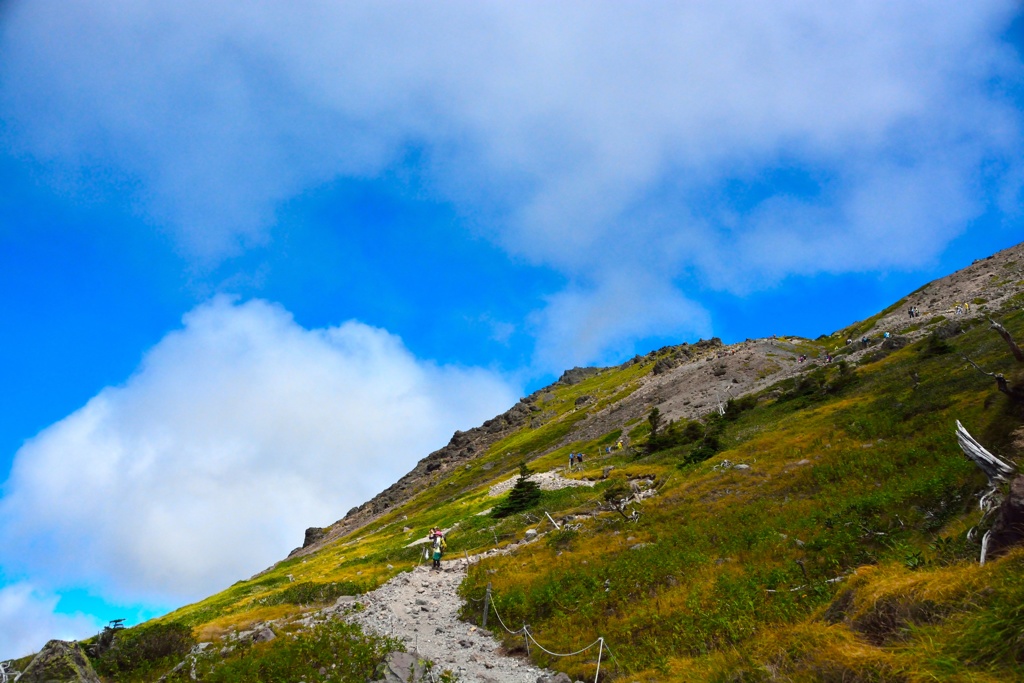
<box><xmin>1</xmin><ymin>1</ymin><xmax>1023</xmax><ymax>658</ymax></box>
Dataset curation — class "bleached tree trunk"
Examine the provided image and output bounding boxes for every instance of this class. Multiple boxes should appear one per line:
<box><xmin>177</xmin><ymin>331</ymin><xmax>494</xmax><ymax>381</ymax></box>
<box><xmin>956</xmin><ymin>421</ymin><xmax>1017</xmax><ymax>565</ymax></box>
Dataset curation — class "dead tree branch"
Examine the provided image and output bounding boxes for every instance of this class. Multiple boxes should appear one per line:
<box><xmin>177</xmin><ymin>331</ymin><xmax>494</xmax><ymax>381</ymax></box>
<box><xmin>962</xmin><ymin>355</ymin><xmax>1013</xmax><ymax>397</ymax></box>
<box><xmin>990</xmin><ymin>318</ymin><xmax>1024</xmax><ymax>363</ymax></box>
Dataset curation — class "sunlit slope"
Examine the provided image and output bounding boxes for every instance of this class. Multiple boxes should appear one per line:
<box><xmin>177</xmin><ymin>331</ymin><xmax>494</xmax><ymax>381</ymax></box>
<box><xmin>159</xmin><ymin>247</ymin><xmax>1024</xmax><ymax>681</ymax></box>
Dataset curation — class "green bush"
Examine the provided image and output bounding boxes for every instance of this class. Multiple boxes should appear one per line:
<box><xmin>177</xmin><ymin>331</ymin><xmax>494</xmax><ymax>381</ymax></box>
<box><xmin>174</xmin><ymin>618</ymin><xmax>401</xmax><ymax>683</ymax></box>
<box><xmin>262</xmin><ymin>581</ymin><xmax>364</xmax><ymax>606</ymax></box>
<box><xmin>93</xmin><ymin>622</ymin><xmax>195</xmax><ymax>682</ymax></box>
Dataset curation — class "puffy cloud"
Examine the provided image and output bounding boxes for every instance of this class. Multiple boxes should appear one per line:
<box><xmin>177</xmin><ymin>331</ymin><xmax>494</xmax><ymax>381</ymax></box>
<box><xmin>0</xmin><ymin>298</ymin><xmax>518</xmax><ymax>603</ymax></box>
<box><xmin>0</xmin><ymin>583</ymin><xmax>100</xmax><ymax>660</ymax></box>
<box><xmin>530</xmin><ymin>273</ymin><xmax>712</xmax><ymax>374</ymax></box>
<box><xmin>0</xmin><ymin>1</ymin><xmax>1020</xmax><ymax>362</ymax></box>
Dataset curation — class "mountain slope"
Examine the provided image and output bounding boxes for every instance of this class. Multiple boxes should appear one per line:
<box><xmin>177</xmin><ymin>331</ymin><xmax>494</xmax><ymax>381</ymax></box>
<box><xmin>21</xmin><ymin>241</ymin><xmax>1024</xmax><ymax>682</ymax></box>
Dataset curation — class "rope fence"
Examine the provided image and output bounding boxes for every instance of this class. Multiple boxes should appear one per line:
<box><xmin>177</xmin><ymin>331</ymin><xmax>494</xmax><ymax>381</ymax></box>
<box><xmin>484</xmin><ymin>585</ymin><xmax>618</xmax><ymax>682</ymax></box>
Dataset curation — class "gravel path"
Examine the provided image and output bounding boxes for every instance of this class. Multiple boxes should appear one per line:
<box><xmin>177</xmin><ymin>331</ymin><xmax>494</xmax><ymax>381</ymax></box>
<box><xmin>488</xmin><ymin>469</ymin><xmax>595</xmax><ymax>497</ymax></box>
<box><xmin>333</xmin><ymin>562</ymin><xmax>557</xmax><ymax>683</ymax></box>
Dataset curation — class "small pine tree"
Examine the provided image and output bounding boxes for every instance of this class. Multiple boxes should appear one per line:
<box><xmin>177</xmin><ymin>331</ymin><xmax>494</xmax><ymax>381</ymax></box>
<box><xmin>648</xmin><ymin>407</ymin><xmax>662</xmax><ymax>436</ymax></box>
<box><xmin>492</xmin><ymin>463</ymin><xmax>542</xmax><ymax>518</ymax></box>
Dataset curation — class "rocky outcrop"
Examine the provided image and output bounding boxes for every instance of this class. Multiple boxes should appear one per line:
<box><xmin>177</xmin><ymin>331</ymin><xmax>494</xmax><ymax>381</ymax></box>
<box><xmin>557</xmin><ymin>366</ymin><xmax>600</xmax><ymax>385</ymax></box>
<box><xmin>302</xmin><ymin>527</ymin><xmax>326</xmax><ymax>548</ymax></box>
<box><xmin>17</xmin><ymin>640</ymin><xmax>101</xmax><ymax>683</ymax></box>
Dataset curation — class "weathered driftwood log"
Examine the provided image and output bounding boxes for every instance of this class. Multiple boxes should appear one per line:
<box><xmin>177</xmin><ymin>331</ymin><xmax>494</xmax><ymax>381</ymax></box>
<box><xmin>956</xmin><ymin>421</ymin><xmax>1018</xmax><ymax>565</ymax></box>
<box><xmin>956</xmin><ymin>420</ymin><xmax>1015</xmax><ymax>484</ymax></box>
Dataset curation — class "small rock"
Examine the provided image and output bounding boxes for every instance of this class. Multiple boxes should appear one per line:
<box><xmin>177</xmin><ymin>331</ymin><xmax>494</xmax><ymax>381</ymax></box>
<box><xmin>536</xmin><ymin>673</ymin><xmax>572</xmax><ymax>683</ymax></box>
<box><xmin>602</xmin><ymin>466</ymin><xmax>615</xmax><ymax>478</ymax></box>
<box><xmin>525</xmin><ymin>529</ymin><xmax>538</xmax><ymax>541</ymax></box>
<box><xmin>733</xmin><ymin>464</ymin><xmax>751</xmax><ymax>470</ymax></box>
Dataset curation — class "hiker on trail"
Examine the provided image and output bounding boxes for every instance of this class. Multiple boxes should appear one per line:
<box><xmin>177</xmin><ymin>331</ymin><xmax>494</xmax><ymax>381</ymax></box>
<box><xmin>965</xmin><ymin>302</ymin><xmax>971</xmax><ymax>314</ymax></box>
<box><xmin>616</xmin><ymin>440</ymin><xmax>623</xmax><ymax>450</ymax></box>
<box><xmin>431</xmin><ymin>530</ymin><xmax>446</xmax><ymax>569</ymax></box>
<box><xmin>578</xmin><ymin>452</ymin><xmax>585</xmax><ymax>466</ymax></box>
<box><xmin>569</xmin><ymin>452</ymin><xmax>575</xmax><ymax>471</ymax></box>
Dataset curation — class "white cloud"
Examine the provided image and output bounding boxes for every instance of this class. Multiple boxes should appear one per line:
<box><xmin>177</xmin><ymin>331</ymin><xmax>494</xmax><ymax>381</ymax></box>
<box><xmin>0</xmin><ymin>1</ymin><xmax>1020</xmax><ymax>361</ymax></box>
<box><xmin>0</xmin><ymin>583</ymin><xmax>100</xmax><ymax>660</ymax></box>
<box><xmin>0</xmin><ymin>298</ymin><xmax>518</xmax><ymax>603</ymax></box>
<box><xmin>530</xmin><ymin>273</ymin><xmax>712</xmax><ymax>373</ymax></box>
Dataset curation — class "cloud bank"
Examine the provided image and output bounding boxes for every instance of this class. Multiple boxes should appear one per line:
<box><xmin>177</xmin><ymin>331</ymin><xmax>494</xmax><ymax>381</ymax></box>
<box><xmin>0</xmin><ymin>583</ymin><xmax>99</xmax><ymax>659</ymax></box>
<box><xmin>1</xmin><ymin>1</ymin><xmax>1020</xmax><ymax>365</ymax></box>
<box><xmin>0</xmin><ymin>298</ymin><xmax>518</xmax><ymax>604</ymax></box>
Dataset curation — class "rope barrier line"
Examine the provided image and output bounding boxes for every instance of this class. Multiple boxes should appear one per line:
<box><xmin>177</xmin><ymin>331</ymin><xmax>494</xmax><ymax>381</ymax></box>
<box><xmin>486</xmin><ymin>592</ymin><xmax>614</xmax><ymax>683</ymax></box>
<box><xmin>487</xmin><ymin>598</ymin><xmax>525</xmax><ymax>636</ymax></box>
<box><xmin>601</xmin><ymin>639</ymin><xmax>626</xmax><ymax>674</ymax></box>
<box><xmin>523</xmin><ymin>628</ymin><xmax>602</xmax><ymax>657</ymax></box>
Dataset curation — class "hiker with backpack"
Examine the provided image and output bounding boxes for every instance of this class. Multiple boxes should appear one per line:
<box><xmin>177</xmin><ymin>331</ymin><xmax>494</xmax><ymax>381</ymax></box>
<box><xmin>430</xmin><ymin>528</ymin><xmax>446</xmax><ymax>569</ymax></box>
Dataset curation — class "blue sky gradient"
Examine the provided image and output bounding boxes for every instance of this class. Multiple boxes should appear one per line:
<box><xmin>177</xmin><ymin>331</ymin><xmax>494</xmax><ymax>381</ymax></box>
<box><xmin>1</xmin><ymin>1</ymin><xmax>1023</xmax><ymax>658</ymax></box>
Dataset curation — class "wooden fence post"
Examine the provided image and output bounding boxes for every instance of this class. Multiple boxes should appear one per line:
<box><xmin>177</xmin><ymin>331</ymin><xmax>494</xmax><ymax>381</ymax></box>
<box><xmin>482</xmin><ymin>582</ymin><xmax>491</xmax><ymax>629</ymax></box>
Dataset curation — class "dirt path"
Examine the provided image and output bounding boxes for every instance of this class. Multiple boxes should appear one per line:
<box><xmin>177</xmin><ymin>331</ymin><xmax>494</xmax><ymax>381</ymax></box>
<box><xmin>333</xmin><ymin>562</ymin><xmax>557</xmax><ymax>683</ymax></box>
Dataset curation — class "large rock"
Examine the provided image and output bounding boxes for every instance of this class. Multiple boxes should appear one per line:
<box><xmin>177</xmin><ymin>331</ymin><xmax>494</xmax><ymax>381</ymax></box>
<box><xmin>987</xmin><ymin>475</ymin><xmax>1024</xmax><ymax>559</ymax></box>
<box><xmin>17</xmin><ymin>640</ymin><xmax>101</xmax><ymax>683</ymax></box>
<box><xmin>302</xmin><ymin>526</ymin><xmax>326</xmax><ymax>548</ymax></box>
<box><xmin>372</xmin><ymin>651</ymin><xmax>428</xmax><ymax>683</ymax></box>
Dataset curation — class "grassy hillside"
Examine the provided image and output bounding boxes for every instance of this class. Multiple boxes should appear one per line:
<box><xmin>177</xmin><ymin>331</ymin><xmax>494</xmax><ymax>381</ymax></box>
<box><xmin>20</xmin><ymin>248</ymin><xmax>1024</xmax><ymax>682</ymax></box>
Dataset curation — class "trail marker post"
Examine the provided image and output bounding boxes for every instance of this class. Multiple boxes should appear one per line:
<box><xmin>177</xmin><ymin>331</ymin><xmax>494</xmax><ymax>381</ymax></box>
<box><xmin>482</xmin><ymin>583</ymin><xmax>491</xmax><ymax>629</ymax></box>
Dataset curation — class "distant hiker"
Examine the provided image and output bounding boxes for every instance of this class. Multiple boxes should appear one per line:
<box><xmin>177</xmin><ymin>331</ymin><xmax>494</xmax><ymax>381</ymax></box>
<box><xmin>861</xmin><ymin>336</ymin><xmax>869</xmax><ymax>349</ymax></box>
<box><xmin>846</xmin><ymin>338</ymin><xmax>852</xmax><ymax>346</ymax></box>
<box><xmin>883</xmin><ymin>331</ymin><xmax>890</xmax><ymax>339</ymax></box>
<box><xmin>569</xmin><ymin>452</ymin><xmax>575</xmax><ymax>471</ymax></box>
<box><xmin>616</xmin><ymin>440</ymin><xmax>623</xmax><ymax>450</ymax></box>
<box><xmin>965</xmin><ymin>302</ymin><xmax>971</xmax><ymax>314</ymax></box>
<box><xmin>578</xmin><ymin>452</ymin><xmax>585</xmax><ymax>465</ymax></box>
<box><xmin>431</xmin><ymin>533</ymin><xmax>446</xmax><ymax>569</ymax></box>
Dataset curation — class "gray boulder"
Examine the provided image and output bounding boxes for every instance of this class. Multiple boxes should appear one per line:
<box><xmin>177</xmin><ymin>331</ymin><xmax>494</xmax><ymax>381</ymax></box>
<box><xmin>17</xmin><ymin>640</ymin><xmax>101</xmax><ymax>683</ymax></box>
<box><xmin>372</xmin><ymin>650</ymin><xmax>428</xmax><ymax>683</ymax></box>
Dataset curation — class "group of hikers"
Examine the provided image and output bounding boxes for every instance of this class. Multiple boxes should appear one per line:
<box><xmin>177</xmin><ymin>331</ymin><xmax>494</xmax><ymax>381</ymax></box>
<box><xmin>568</xmin><ymin>451</ymin><xmax>586</xmax><ymax>470</ymax></box>
<box><xmin>954</xmin><ymin>302</ymin><xmax>971</xmax><ymax>316</ymax></box>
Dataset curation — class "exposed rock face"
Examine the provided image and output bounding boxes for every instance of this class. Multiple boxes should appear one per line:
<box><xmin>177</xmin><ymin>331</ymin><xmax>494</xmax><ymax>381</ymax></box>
<box><xmin>302</xmin><ymin>526</ymin><xmax>326</xmax><ymax>548</ymax></box>
<box><xmin>557</xmin><ymin>366</ymin><xmax>600</xmax><ymax>385</ymax></box>
<box><xmin>17</xmin><ymin>640</ymin><xmax>101</xmax><ymax>683</ymax></box>
<box><xmin>987</xmin><ymin>475</ymin><xmax>1024</xmax><ymax>559</ymax></box>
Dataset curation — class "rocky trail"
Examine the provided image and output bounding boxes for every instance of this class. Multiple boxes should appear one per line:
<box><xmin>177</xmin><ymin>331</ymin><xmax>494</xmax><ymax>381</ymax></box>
<box><xmin>331</xmin><ymin>561</ymin><xmax>567</xmax><ymax>683</ymax></box>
